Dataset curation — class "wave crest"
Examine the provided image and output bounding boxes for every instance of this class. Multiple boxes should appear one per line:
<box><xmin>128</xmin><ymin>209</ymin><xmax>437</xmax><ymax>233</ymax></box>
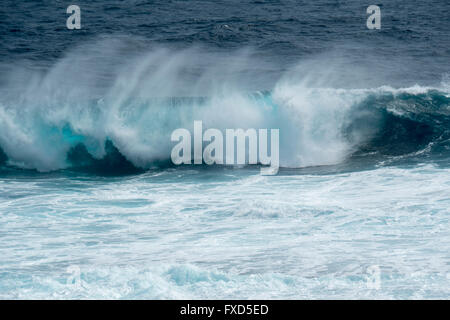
<box><xmin>0</xmin><ymin>42</ymin><xmax>449</xmax><ymax>173</ymax></box>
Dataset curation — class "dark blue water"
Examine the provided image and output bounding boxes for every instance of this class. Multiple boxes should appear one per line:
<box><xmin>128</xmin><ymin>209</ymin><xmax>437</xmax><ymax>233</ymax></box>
<box><xmin>0</xmin><ymin>1</ymin><xmax>449</xmax><ymax>299</ymax></box>
<box><xmin>1</xmin><ymin>1</ymin><xmax>449</xmax><ymax>82</ymax></box>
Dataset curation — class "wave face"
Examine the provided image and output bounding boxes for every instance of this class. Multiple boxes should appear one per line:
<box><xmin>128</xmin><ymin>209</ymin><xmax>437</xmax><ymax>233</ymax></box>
<box><xmin>345</xmin><ymin>88</ymin><xmax>450</xmax><ymax>164</ymax></box>
<box><xmin>0</xmin><ymin>43</ymin><xmax>449</xmax><ymax>173</ymax></box>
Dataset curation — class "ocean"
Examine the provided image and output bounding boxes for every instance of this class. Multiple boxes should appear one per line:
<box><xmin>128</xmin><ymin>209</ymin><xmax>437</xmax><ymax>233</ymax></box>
<box><xmin>0</xmin><ymin>0</ymin><xmax>449</xmax><ymax>299</ymax></box>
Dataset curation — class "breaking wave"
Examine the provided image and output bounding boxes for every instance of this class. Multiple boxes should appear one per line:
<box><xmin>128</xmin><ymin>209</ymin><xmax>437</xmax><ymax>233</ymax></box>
<box><xmin>0</xmin><ymin>41</ymin><xmax>449</xmax><ymax>174</ymax></box>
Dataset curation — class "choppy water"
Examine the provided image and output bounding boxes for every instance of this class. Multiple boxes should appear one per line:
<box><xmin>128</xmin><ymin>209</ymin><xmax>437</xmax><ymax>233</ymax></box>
<box><xmin>0</xmin><ymin>0</ymin><xmax>449</xmax><ymax>299</ymax></box>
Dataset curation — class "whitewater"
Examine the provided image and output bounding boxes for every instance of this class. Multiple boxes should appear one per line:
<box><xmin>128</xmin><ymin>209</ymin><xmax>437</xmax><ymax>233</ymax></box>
<box><xmin>1</xmin><ymin>42</ymin><xmax>449</xmax><ymax>173</ymax></box>
<box><xmin>1</xmin><ymin>164</ymin><xmax>449</xmax><ymax>299</ymax></box>
<box><xmin>1</xmin><ymin>0</ymin><xmax>450</xmax><ymax>299</ymax></box>
<box><xmin>1</xmin><ymin>43</ymin><xmax>449</xmax><ymax>299</ymax></box>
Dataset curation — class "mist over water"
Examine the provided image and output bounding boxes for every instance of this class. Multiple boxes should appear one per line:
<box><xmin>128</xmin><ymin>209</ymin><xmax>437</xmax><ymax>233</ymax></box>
<box><xmin>1</xmin><ymin>38</ymin><xmax>449</xmax><ymax>172</ymax></box>
<box><xmin>1</xmin><ymin>0</ymin><xmax>449</xmax><ymax>299</ymax></box>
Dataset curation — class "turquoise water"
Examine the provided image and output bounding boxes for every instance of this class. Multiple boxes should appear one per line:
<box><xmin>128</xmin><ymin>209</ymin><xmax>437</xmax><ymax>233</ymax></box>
<box><xmin>1</xmin><ymin>0</ymin><xmax>449</xmax><ymax>299</ymax></box>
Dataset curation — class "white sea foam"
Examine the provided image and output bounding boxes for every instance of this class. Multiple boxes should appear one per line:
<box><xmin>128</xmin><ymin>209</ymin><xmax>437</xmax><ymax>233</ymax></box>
<box><xmin>1</xmin><ymin>165</ymin><xmax>449</xmax><ymax>299</ymax></box>
<box><xmin>0</xmin><ymin>39</ymin><xmax>448</xmax><ymax>171</ymax></box>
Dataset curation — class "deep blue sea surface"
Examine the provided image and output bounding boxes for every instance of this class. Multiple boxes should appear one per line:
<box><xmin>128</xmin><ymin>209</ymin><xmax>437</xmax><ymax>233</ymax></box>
<box><xmin>0</xmin><ymin>0</ymin><xmax>449</xmax><ymax>299</ymax></box>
